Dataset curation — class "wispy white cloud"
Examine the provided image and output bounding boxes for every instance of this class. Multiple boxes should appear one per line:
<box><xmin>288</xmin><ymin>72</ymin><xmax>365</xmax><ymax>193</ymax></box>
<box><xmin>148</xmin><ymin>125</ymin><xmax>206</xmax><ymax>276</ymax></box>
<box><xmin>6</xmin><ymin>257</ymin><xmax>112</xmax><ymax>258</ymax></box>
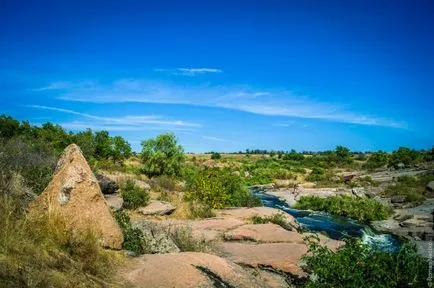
<box><xmin>34</xmin><ymin>79</ymin><xmax>407</xmax><ymax>129</ymax></box>
<box><xmin>202</xmin><ymin>136</ymin><xmax>230</xmax><ymax>142</ymax></box>
<box><xmin>155</xmin><ymin>68</ymin><xmax>223</xmax><ymax>76</ymax></box>
<box><xmin>27</xmin><ymin>105</ymin><xmax>201</xmax><ymax>131</ymax></box>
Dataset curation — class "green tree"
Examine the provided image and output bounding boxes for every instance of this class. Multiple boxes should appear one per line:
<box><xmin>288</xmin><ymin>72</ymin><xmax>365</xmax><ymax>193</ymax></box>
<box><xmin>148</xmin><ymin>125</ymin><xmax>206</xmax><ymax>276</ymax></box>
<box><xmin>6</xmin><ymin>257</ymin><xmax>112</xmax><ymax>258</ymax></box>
<box><xmin>0</xmin><ymin>115</ymin><xmax>20</xmax><ymax>138</ymax></box>
<box><xmin>389</xmin><ymin>147</ymin><xmax>420</xmax><ymax>168</ymax></box>
<box><xmin>112</xmin><ymin>136</ymin><xmax>132</xmax><ymax>163</ymax></box>
<box><xmin>210</xmin><ymin>152</ymin><xmax>221</xmax><ymax>160</ymax></box>
<box><xmin>363</xmin><ymin>151</ymin><xmax>389</xmax><ymax>170</ymax></box>
<box><xmin>73</xmin><ymin>129</ymin><xmax>96</xmax><ymax>161</ymax></box>
<box><xmin>335</xmin><ymin>145</ymin><xmax>351</xmax><ymax>161</ymax></box>
<box><xmin>141</xmin><ymin>133</ymin><xmax>185</xmax><ymax>177</ymax></box>
<box><xmin>94</xmin><ymin>131</ymin><xmax>112</xmax><ymax>160</ymax></box>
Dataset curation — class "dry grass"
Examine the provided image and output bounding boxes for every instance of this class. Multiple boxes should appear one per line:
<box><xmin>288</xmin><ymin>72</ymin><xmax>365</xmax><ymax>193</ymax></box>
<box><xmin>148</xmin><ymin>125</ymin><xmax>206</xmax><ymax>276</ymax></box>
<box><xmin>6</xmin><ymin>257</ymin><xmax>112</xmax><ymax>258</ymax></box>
<box><xmin>0</xmin><ymin>195</ymin><xmax>122</xmax><ymax>287</ymax></box>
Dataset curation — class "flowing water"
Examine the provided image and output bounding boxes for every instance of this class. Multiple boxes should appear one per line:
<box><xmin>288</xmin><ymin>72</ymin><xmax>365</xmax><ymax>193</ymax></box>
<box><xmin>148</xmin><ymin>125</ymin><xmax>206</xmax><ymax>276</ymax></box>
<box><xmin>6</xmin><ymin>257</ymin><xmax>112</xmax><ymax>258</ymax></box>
<box><xmin>251</xmin><ymin>188</ymin><xmax>401</xmax><ymax>252</ymax></box>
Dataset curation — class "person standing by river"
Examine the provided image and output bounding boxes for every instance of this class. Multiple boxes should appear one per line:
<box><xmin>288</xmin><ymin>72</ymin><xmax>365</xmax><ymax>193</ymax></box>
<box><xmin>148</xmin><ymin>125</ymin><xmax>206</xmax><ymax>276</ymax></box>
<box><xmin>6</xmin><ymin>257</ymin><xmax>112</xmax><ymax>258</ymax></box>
<box><xmin>293</xmin><ymin>183</ymin><xmax>301</xmax><ymax>199</ymax></box>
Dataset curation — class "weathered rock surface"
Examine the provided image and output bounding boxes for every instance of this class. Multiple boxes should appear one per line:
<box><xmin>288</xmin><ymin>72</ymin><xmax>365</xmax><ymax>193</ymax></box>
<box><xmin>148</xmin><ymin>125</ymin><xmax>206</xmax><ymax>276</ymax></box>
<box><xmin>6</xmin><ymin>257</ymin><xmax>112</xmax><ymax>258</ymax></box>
<box><xmin>29</xmin><ymin>144</ymin><xmax>123</xmax><ymax>249</ymax></box>
<box><xmin>133</xmin><ymin>221</ymin><xmax>180</xmax><ymax>253</ymax></box>
<box><xmin>104</xmin><ymin>194</ymin><xmax>124</xmax><ymax>211</ymax></box>
<box><xmin>121</xmin><ymin>252</ymin><xmax>267</xmax><ymax>288</ymax></box>
<box><xmin>138</xmin><ymin>200</ymin><xmax>176</xmax><ymax>215</ymax></box>
<box><xmin>219</xmin><ymin>242</ymin><xmax>308</xmax><ymax>279</ymax></box>
<box><xmin>224</xmin><ymin>224</ymin><xmax>305</xmax><ymax>243</ymax></box>
<box><xmin>96</xmin><ymin>173</ymin><xmax>119</xmax><ymax>194</ymax></box>
<box><xmin>216</xmin><ymin>207</ymin><xmax>299</xmax><ymax>230</ymax></box>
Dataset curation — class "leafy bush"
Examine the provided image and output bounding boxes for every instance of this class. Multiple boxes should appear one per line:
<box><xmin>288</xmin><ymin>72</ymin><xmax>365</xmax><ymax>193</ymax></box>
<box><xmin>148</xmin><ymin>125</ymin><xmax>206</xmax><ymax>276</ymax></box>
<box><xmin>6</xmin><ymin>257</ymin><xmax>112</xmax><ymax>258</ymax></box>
<box><xmin>114</xmin><ymin>210</ymin><xmax>147</xmax><ymax>254</ymax></box>
<box><xmin>383</xmin><ymin>175</ymin><xmax>433</xmax><ymax>203</ymax></box>
<box><xmin>294</xmin><ymin>196</ymin><xmax>392</xmax><ymax>223</ymax></box>
<box><xmin>0</xmin><ymin>137</ymin><xmax>57</xmax><ymax>195</ymax></box>
<box><xmin>210</xmin><ymin>152</ymin><xmax>221</xmax><ymax>160</ymax></box>
<box><xmin>251</xmin><ymin>213</ymin><xmax>297</xmax><ymax>231</ymax></box>
<box><xmin>141</xmin><ymin>133</ymin><xmax>185</xmax><ymax>177</ymax></box>
<box><xmin>121</xmin><ymin>179</ymin><xmax>150</xmax><ymax>209</ymax></box>
<box><xmin>187</xmin><ymin>200</ymin><xmax>215</xmax><ymax>219</ymax></box>
<box><xmin>389</xmin><ymin>147</ymin><xmax>421</xmax><ymax>168</ymax></box>
<box><xmin>302</xmin><ymin>237</ymin><xmax>429</xmax><ymax>288</ymax></box>
<box><xmin>185</xmin><ymin>168</ymin><xmax>261</xmax><ymax>208</ymax></box>
<box><xmin>362</xmin><ymin>151</ymin><xmax>389</xmax><ymax>170</ymax></box>
<box><xmin>0</xmin><ymin>195</ymin><xmax>117</xmax><ymax>287</ymax></box>
<box><xmin>150</xmin><ymin>175</ymin><xmax>177</xmax><ymax>192</ymax></box>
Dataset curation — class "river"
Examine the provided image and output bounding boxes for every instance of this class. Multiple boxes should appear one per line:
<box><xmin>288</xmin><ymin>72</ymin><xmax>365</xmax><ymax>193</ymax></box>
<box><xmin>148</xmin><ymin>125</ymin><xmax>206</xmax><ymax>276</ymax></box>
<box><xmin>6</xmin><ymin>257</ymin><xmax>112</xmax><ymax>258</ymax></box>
<box><xmin>251</xmin><ymin>187</ymin><xmax>401</xmax><ymax>252</ymax></box>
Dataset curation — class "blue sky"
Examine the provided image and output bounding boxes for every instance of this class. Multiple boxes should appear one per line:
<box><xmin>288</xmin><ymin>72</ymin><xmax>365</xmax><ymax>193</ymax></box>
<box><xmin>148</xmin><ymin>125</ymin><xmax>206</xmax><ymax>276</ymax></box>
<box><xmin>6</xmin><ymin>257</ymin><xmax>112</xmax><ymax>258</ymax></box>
<box><xmin>1</xmin><ymin>0</ymin><xmax>433</xmax><ymax>152</ymax></box>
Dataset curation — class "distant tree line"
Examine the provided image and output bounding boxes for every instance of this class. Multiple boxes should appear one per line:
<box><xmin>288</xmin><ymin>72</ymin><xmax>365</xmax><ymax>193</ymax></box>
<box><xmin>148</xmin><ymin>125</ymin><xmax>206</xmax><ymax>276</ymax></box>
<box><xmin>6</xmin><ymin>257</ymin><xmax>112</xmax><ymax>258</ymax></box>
<box><xmin>0</xmin><ymin>115</ymin><xmax>132</xmax><ymax>163</ymax></box>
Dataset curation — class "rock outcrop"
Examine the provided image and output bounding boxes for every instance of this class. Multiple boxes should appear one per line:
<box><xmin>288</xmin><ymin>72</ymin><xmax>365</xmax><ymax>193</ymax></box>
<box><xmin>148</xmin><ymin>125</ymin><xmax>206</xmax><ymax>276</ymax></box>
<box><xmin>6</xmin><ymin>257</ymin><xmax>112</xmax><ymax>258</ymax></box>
<box><xmin>29</xmin><ymin>144</ymin><xmax>123</xmax><ymax>249</ymax></box>
<box><xmin>96</xmin><ymin>173</ymin><xmax>119</xmax><ymax>194</ymax></box>
<box><xmin>138</xmin><ymin>200</ymin><xmax>176</xmax><ymax>216</ymax></box>
<box><xmin>121</xmin><ymin>252</ymin><xmax>267</xmax><ymax>288</ymax></box>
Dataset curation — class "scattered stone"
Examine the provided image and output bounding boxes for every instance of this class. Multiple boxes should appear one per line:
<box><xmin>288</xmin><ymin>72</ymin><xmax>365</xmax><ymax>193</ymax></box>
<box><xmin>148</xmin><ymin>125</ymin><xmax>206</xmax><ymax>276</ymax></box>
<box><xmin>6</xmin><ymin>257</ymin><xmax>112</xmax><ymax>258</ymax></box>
<box><xmin>121</xmin><ymin>252</ymin><xmax>266</xmax><ymax>288</ymax></box>
<box><xmin>391</xmin><ymin>195</ymin><xmax>406</xmax><ymax>204</ymax></box>
<box><xmin>244</xmin><ymin>171</ymin><xmax>250</xmax><ymax>178</ymax></box>
<box><xmin>96</xmin><ymin>173</ymin><xmax>119</xmax><ymax>194</ymax></box>
<box><xmin>426</xmin><ymin>181</ymin><xmax>434</xmax><ymax>192</ymax></box>
<box><xmin>351</xmin><ymin>187</ymin><xmax>366</xmax><ymax>198</ymax></box>
<box><xmin>104</xmin><ymin>194</ymin><xmax>123</xmax><ymax>211</ymax></box>
<box><xmin>138</xmin><ymin>200</ymin><xmax>176</xmax><ymax>216</ymax></box>
<box><xmin>224</xmin><ymin>223</ymin><xmax>305</xmax><ymax>243</ymax></box>
<box><xmin>232</xmin><ymin>171</ymin><xmax>241</xmax><ymax>177</ymax></box>
<box><xmin>28</xmin><ymin>144</ymin><xmax>123</xmax><ymax>249</ymax></box>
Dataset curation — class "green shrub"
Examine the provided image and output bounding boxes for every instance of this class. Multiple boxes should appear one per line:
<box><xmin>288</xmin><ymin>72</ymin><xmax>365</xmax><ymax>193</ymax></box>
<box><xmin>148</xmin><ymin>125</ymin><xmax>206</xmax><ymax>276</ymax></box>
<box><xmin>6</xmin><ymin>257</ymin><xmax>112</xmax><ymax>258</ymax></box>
<box><xmin>251</xmin><ymin>213</ymin><xmax>297</xmax><ymax>231</ymax></box>
<box><xmin>150</xmin><ymin>175</ymin><xmax>177</xmax><ymax>192</ymax></box>
<box><xmin>382</xmin><ymin>175</ymin><xmax>433</xmax><ymax>203</ymax></box>
<box><xmin>185</xmin><ymin>168</ymin><xmax>261</xmax><ymax>208</ymax></box>
<box><xmin>141</xmin><ymin>133</ymin><xmax>185</xmax><ymax>177</ymax></box>
<box><xmin>210</xmin><ymin>152</ymin><xmax>221</xmax><ymax>160</ymax></box>
<box><xmin>187</xmin><ymin>200</ymin><xmax>215</xmax><ymax>219</ymax></box>
<box><xmin>302</xmin><ymin>237</ymin><xmax>429</xmax><ymax>288</ymax></box>
<box><xmin>168</xmin><ymin>226</ymin><xmax>210</xmax><ymax>252</ymax></box>
<box><xmin>294</xmin><ymin>196</ymin><xmax>392</xmax><ymax>223</ymax></box>
<box><xmin>362</xmin><ymin>151</ymin><xmax>389</xmax><ymax>170</ymax></box>
<box><xmin>121</xmin><ymin>179</ymin><xmax>150</xmax><ymax>209</ymax></box>
<box><xmin>114</xmin><ymin>210</ymin><xmax>147</xmax><ymax>254</ymax></box>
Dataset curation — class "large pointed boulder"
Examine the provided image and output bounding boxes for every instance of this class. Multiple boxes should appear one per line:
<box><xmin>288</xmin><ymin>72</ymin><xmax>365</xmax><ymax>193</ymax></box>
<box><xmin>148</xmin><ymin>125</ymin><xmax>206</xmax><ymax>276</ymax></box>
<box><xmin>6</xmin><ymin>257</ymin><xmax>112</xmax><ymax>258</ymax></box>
<box><xmin>29</xmin><ymin>144</ymin><xmax>123</xmax><ymax>249</ymax></box>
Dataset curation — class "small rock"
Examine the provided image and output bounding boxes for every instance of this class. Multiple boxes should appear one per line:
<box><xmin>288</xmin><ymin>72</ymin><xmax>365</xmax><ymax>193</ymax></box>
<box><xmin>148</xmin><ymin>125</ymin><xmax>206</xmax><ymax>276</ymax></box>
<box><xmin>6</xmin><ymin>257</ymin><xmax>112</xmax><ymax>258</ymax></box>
<box><xmin>391</xmin><ymin>195</ymin><xmax>406</xmax><ymax>204</ymax></box>
<box><xmin>351</xmin><ymin>187</ymin><xmax>366</xmax><ymax>198</ymax></box>
<box><xmin>232</xmin><ymin>171</ymin><xmax>241</xmax><ymax>177</ymax></box>
<box><xmin>138</xmin><ymin>200</ymin><xmax>176</xmax><ymax>216</ymax></box>
<box><xmin>426</xmin><ymin>181</ymin><xmax>434</xmax><ymax>192</ymax></box>
<box><xmin>104</xmin><ymin>194</ymin><xmax>123</xmax><ymax>211</ymax></box>
<box><xmin>96</xmin><ymin>173</ymin><xmax>119</xmax><ymax>194</ymax></box>
<box><xmin>244</xmin><ymin>171</ymin><xmax>250</xmax><ymax>178</ymax></box>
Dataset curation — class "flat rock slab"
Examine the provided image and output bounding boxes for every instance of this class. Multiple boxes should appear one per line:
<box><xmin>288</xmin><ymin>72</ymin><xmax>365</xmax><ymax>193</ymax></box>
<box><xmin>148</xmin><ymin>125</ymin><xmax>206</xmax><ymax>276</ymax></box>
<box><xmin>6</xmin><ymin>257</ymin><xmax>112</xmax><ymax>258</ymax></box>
<box><xmin>216</xmin><ymin>207</ymin><xmax>299</xmax><ymax>229</ymax></box>
<box><xmin>104</xmin><ymin>194</ymin><xmax>123</xmax><ymax>211</ymax></box>
<box><xmin>121</xmin><ymin>252</ymin><xmax>266</xmax><ymax>288</ymax></box>
<box><xmin>138</xmin><ymin>200</ymin><xmax>176</xmax><ymax>215</ymax></box>
<box><xmin>189</xmin><ymin>217</ymin><xmax>245</xmax><ymax>231</ymax></box>
<box><xmin>219</xmin><ymin>242</ymin><xmax>308</xmax><ymax>278</ymax></box>
<box><xmin>224</xmin><ymin>223</ymin><xmax>305</xmax><ymax>243</ymax></box>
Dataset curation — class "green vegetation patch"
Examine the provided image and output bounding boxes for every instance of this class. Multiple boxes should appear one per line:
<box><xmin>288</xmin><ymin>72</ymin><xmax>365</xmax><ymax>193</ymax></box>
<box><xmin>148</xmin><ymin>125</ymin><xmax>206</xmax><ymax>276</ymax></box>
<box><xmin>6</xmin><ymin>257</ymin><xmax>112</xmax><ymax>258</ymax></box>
<box><xmin>114</xmin><ymin>210</ymin><xmax>147</xmax><ymax>254</ymax></box>
<box><xmin>302</xmin><ymin>237</ymin><xmax>429</xmax><ymax>288</ymax></box>
<box><xmin>294</xmin><ymin>195</ymin><xmax>392</xmax><ymax>223</ymax></box>
<box><xmin>383</xmin><ymin>174</ymin><xmax>434</xmax><ymax>203</ymax></box>
<box><xmin>185</xmin><ymin>168</ymin><xmax>261</xmax><ymax>209</ymax></box>
<box><xmin>121</xmin><ymin>179</ymin><xmax>150</xmax><ymax>209</ymax></box>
